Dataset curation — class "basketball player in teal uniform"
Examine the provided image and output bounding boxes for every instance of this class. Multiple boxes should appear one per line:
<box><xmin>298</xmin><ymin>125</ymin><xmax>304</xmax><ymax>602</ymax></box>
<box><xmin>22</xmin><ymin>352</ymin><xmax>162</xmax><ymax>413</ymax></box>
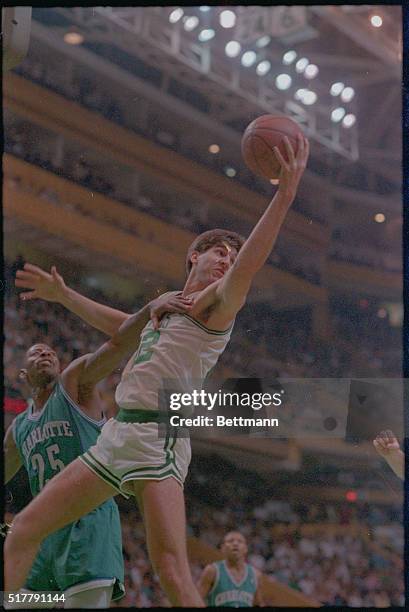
<box><xmin>198</xmin><ymin>531</ymin><xmax>264</xmax><ymax>607</ymax></box>
<box><xmin>7</xmin><ymin>134</ymin><xmax>309</xmax><ymax>606</ymax></box>
<box><xmin>4</xmin><ymin>293</ymin><xmax>191</xmax><ymax>608</ymax></box>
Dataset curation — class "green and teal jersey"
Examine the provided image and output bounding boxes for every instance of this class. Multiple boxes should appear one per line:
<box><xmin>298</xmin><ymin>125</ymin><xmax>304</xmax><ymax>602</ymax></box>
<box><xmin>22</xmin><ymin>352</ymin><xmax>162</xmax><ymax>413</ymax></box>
<box><xmin>207</xmin><ymin>560</ymin><xmax>258</xmax><ymax>607</ymax></box>
<box><xmin>12</xmin><ymin>379</ymin><xmax>125</xmax><ymax>599</ymax></box>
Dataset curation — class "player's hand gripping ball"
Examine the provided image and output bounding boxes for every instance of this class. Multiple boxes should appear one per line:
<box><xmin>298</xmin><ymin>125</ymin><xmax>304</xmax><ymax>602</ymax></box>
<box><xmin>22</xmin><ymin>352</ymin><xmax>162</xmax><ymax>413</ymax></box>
<box><xmin>241</xmin><ymin>114</ymin><xmax>305</xmax><ymax>181</ymax></box>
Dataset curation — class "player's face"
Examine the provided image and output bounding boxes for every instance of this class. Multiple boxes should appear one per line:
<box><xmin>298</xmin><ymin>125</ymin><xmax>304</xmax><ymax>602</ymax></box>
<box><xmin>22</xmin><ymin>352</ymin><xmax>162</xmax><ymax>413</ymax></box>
<box><xmin>194</xmin><ymin>243</ymin><xmax>238</xmax><ymax>284</ymax></box>
<box><xmin>23</xmin><ymin>344</ymin><xmax>60</xmax><ymax>386</ymax></box>
<box><xmin>221</xmin><ymin>532</ymin><xmax>248</xmax><ymax>562</ymax></box>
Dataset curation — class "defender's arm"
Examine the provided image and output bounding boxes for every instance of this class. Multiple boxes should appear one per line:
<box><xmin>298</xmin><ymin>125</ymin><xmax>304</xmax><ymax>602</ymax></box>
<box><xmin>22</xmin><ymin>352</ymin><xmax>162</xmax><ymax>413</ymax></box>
<box><xmin>197</xmin><ymin>564</ymin><xmax>216</xmax><ymax>600</ymax></box>
<box><xmin>16</xmin><ymin>264</ymin><xmax>130</xmax><ymax>336</ymax></box>
<box><xmin>4</xmin><ymin>423</ymin><xmax>23</xmax><ymax>484</ymax></box>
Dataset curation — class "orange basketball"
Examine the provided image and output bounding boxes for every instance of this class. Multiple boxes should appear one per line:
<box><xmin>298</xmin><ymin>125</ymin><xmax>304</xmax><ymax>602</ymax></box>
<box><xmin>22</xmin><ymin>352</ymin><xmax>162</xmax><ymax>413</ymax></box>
<box><xmin>241</xmin><ymin>114</ymin><xmax>304</xmax><ymax>180</ymax></box>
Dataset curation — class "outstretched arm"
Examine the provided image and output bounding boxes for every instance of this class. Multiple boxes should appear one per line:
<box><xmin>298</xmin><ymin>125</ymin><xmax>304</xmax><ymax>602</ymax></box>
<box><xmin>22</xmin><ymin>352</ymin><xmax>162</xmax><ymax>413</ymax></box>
<box><xmin>215</xmin><ymin>134</ymin><xmax>309</xmax><ymax>319</ymax></box>
<box><xmin>16</xmin><ymin>264</ymin><xmax>130</xmax><ymax>336</ymax></box>
<box><xmin>373</xmin><ymin>430</ymin><xmax>404</xmax><ymax>480</ymax></box>
<box><xmin>4</xmin><ymin>423</ymin><xmax>23</xmax><ymax>484</ymax></box>
<box><xmin>64</xmin><ymin>293</ymin><xmax>192</xmax><ymax>387</ymax></box>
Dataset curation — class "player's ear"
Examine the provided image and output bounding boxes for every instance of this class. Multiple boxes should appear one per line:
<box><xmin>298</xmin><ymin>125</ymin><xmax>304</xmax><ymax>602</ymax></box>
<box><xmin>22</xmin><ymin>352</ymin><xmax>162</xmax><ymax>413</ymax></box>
<box><xmin>190</xmin><ymin>251</ymin><xmax>199</xmax><ymax>266</ymax></box>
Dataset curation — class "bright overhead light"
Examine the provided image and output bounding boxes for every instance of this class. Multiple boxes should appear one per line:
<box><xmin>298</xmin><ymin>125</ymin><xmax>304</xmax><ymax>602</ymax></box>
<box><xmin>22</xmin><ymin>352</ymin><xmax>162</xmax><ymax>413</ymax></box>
<box><xmin>341</xmin><ymin>86</ymin><xmax>355</xmax><ymax>102</ymax></box>
<box><xmin>199</xmin><ymin>6</ymin><xmax>211</xmax><ymax>12</ymax></box>
<box><xmin>241</xmin><ymin>51</ymin><xmax>257</xmax><ymax>67</ymax></box>
<box><xmin>330</xmin><ymin>82</ymin><xmax>345</xmax><ymax>96</ymax></box>
<box><xmin>209</xmin><ymin>144</ymin><xmax>220</xmax><ymax>154</ymax></box>
<box><xmin>276</xmin><ymin>74</ymin><xmax>292</xmax><ymax>90</ymax></box>
<box><xmin>304</xmin><ymin>64</ymin><xmax>319</xmax><ymax>79</ymax></box>
<box><xmin>169</xmin><ymin>8</ymin><xmax>184</xmax><ymax>23</ymax></box>
<box><xmin>283</xmin><ymin>50</ymin><xmax>297</xmax><ymax>65</ymax></box>
<box><xmin>302</xmin><ymin>90</ymin><xmax>317</xmax><ymax>105</ymax></box>
<box><xmin>256</xmin><ymin>35</ymin><xmax>271</xmax><ymax>48</ymax></box>
<box><xmin>295</xmin><ymin>57</ymin><xmax>309</xmax><ymax>73</ymax></box>
<box><xmin>256</xmin><ymin>60</ymin><xmax>271</xmax><ymax>76</ymax></box>
<box><xmin>371</xmin><ymin>15</ymin><xmax>383</xmax><ymax>27</ymax></box>
<box><xmin>220</xmin><ymin>10</ymin><xmax>236</xmax><ymax>28</ymax></box>
<box><xmin>374</xmin><ymin>213</ymin><xmax>385</xmax><ymax>223</ymax></box>
<box><xmin>331</xmin><ymin>107</ymin><xmax>346</xmax><ymax>122</ymax></box>
<box><xmin>295</xmin><ymin>88</ymin><xmax>307</xmax><ymax>101</ymax></box>
<box><xmin>184</xmin><ymin>16</ymin><xmax>199</xmax><ymax>31</ymax></box>
<box><xmin>225</xmin><ymin>166</ymin><xmax>236</xmax><ymax>177</ymax></box>
<box><xmin>198</xmin><ymin>28</ymin><xmax>215</xmax><ymax>42</ymax></box>
<box><xmin>225</xmin><ymin>40</ymin><xmax>241</xmax><ymax>58</ymax></box>
<box><xmin>342</xmin><ymin>113</ymin><xmax>356</xmax><ymax>128</ymax></box>
<box><xmin>64</xmin><ymin>31</ymin><xmax>84</xmax><ymax>45</ymax></box>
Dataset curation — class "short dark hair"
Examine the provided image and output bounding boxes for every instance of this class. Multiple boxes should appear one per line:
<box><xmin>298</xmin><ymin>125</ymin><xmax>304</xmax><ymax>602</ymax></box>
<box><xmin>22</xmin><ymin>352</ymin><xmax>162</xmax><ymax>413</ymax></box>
<box><xmin>186</xmin><ymin>228</ymin><xmax>245</xmax><ymax>274</ymax></box>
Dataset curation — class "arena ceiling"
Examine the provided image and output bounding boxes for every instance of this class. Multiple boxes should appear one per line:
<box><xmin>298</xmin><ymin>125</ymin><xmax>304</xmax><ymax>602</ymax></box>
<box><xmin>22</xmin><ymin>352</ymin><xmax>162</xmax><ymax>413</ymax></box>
<box><xmin>8</xmin><ymin>6</ymin><xmax>402</xmax><ymax>292</ymax></box>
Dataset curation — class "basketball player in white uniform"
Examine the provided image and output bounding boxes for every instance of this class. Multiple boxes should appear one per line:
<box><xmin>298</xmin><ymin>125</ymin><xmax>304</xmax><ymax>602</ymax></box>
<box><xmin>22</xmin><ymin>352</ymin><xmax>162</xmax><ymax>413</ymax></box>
<box><xmin>7</xmin><ymin>135</ymin><xmax>309</xmax><ymax>606</ymax></box>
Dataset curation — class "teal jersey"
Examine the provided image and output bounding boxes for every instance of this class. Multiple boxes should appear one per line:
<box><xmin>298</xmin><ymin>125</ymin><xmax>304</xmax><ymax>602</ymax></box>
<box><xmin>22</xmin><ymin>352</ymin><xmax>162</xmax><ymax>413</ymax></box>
<box><xmin>13</xmin><ymin>380</ymin><xmax>106</xmax><ymax>496</ymax></box>
<box><xmin>12</xmin><ymin>379</ymin><xmax>125</xmax><ymax>599</ymax></box>
<box><xmin>207</xmin><ymin>561</ymin><xmax>258</xmax><ymax>607</ymax></box>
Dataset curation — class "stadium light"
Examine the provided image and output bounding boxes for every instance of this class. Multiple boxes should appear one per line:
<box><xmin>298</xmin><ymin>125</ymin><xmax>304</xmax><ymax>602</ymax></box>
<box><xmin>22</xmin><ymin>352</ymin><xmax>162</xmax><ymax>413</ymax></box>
<box><xmin>209</xmin><ymin>144</ymin><xmax>220</xmax><ymax>154</ymax></box>
<box><xmin>199</xmin><ymin>6</ymin><xmax>211</xmax><ymax>12</ymax></box>
<box><xmin>341</xmin><ymin>87</ymin><xmax>355</xmax><ymax>103</ymax></box>
<box><xmin>342</xmin><ymin>113</ymin><xmax>356</xmax><ymax>128</ymax></box>
<box><xmin>220</xmin><ymin>10</ymin><xmax>236</xmax><ymax>28</ymax></box>
<box><xmin>330</xmin><ymin>82</ymin><xmax>345</xmax><ymax>96</ymax></box>
<box><xmin>331</xmin><ymin>107</ymin><xmax>346</xmax><ymax>122</ymax></box>
<box><xmin>282</xmin><ymin>50</ymin><xmax>297</xmax><ymax>65</ymax></box>
<box><xmin>64</xmin><ymin>32</ymin><xmax>84</xmax><ymax>45</ymax></box>
<box><xmin>198</xmin><ymin>28</ymin><xmax>215</xmax><ymax>42</ymax></box>
<box><xmin>371</xmin><ymin>15</ymin><xmax>383</xmax><ymax>27</ymax></box>
<box><xmin>184</xmin><ymin>16</ymin><xmax>199</xmax><ymax>31</ymax></box>
<box><xmin>374</xmin><ymin>213</ymin><xmax>386</xmax><ymax>223</ymax></box>
<box><xmin>276</xmin><ymin>74</ymin><xmax>292</xmax><ymax>90</ymax></box>
<box><xmin>225</xmin><ymin>166</ymin><xmax>236</xmax><ymax>177</ymax></box>
<box><xmin>225</xmin><ymin>40</ymin><xmax>241</xmax><ymax>58</ymax></box>
<box><xmin>304</xmin><ymin>64</ymin><xmax>319</xmax><ymax>79</ymax></box>
<box><xmin>256</xmin><ymin>60</ymin><xmax>271</xmax><ymax>76</ymax></box>
<box><xmin>295</xmin><ymin>57</ymin><xmax>309</xmax><ymax>73</ymax></box>
<box><xmin>302</xmin><ymin>90</ymin><xmax>317</xmax><ymax>105</ymax></box>
<box><xmin>256</xmin><ymin>35</ymin><xmax>271</xmax><ymax>48</ymax></box>
<box><xmin>241</xmin><ymin>51</ymin><xmax>257</xmax><ymax>67</ymax></box>
<box><xmin>169</xmin><ymin>8</ymin><xmax>184</xmax><ymax>23</ymax></box>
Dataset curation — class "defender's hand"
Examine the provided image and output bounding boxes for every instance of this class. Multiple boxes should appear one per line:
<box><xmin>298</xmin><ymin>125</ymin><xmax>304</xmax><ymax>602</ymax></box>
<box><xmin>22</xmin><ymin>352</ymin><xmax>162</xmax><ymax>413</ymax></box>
<box><xmin>273</xmin><ymin>133</ymin><xmax>309</xmax><ymax>199</ymax></box>
<box><xmin>150</xmin><ymin>292</ymin><xmax>193</xmax><ymax>330</ymax></box>
<box><xmin>373</xmin><ymin>430</ymin><xmax>401</xmax><ymax>458</ymax></box>
<box><xmin>15</xmin><ymin>263</ymin><xmax>67</xmax><ymax>302</ymax></box>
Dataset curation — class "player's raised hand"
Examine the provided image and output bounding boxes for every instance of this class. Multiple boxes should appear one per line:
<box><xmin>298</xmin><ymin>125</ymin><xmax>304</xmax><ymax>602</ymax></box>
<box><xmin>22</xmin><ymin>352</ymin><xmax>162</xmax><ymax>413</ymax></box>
<box><xmin>373</xmin><ymin>430</ymin><xmax>401</xmax><ymax>457</ymax></box>
<box><xmin>273</xmin><ymin>133</ymin><xmax>309</xmax><ymax>198</ymax></box>
<box><xmin>15</xmin><ymin>263</ymin><xmax>67</xmax><ymax>302</ymax></box>
<box><xmin>149</xmin><ymin>292</ymin><xmax>193</xmax><ymax>330</ymax></box>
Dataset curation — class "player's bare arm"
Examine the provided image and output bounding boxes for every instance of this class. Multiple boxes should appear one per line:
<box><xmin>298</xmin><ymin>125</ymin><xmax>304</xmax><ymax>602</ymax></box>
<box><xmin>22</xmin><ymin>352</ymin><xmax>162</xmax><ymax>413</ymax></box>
<box><xmin>61</xmin><ymin>292</ymin><xmax>193</xmax><ymax>398</ymax></box>
<box><xmin>4</xmin><ymin>423</ymin><xmax>23</xmax><ymax>484</ymax></box>
<box><xmin>197</xmin><ymin>563</ymin><xmax>216</xmax><ymax>599</ymax></box>
<box><xmin>212</xmin><ymin>134</ymin><xmax>309</xmax><ymax>324</ymax></box>
<box><xmin>254</xmin><ymin>569</ymin><xmax>266</xmax><ymax>607</ymax></box>
<box><xmin>15</xmin><ymin>263</ymin><xmax>130</xmax><ymax>336</ymax></box>
<box><xmin>373</xmin><ymin>430</ymin><xmax>404</xmax><ymax>480</ymax></box>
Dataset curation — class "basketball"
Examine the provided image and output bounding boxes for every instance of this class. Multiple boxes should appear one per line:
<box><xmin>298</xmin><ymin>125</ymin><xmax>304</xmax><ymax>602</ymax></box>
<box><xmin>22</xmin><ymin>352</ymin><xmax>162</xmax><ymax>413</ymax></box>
<box><xmin>241</xmin><ymin>114</ymin><xmax>304</xmax><ymax>180</ymax></box>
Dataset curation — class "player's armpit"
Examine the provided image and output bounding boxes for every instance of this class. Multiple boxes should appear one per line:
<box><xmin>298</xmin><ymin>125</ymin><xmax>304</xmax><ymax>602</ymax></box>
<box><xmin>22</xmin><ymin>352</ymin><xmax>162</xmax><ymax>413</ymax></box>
<box><xmin>4</xmin><ymin>423</ymin><xmax>23</xmax><ymax>484</ymax></box>
<box><xmin>197</xmin><ymin>564</ymin><xmax>216</xmax><ymax>600</ymax></box>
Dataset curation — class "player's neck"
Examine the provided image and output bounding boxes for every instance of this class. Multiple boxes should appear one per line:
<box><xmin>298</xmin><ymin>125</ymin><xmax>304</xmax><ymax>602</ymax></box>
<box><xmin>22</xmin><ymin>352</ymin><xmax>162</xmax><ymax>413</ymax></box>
<box><xmin>226</xmin><ymin>558</ymin><xmax>246</xmax><ymax>571</ymax></box>
<box><xmin>31</xmin><ymin>380</ymin><xmax>57</xmax><ymax>411</ymax></box>
<box><xmin>182</xmin><ymin>273</ymin><xmax>208</xmax><ymax>296</ymax></box>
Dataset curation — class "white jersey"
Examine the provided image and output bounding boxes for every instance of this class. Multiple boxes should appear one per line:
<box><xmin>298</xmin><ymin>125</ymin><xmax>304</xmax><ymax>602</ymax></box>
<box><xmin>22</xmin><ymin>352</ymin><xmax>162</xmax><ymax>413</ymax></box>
<box><xmin>115</xmin><ymin>312</ymin><xmax>233</xmax><ymax>411</ymax></box>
